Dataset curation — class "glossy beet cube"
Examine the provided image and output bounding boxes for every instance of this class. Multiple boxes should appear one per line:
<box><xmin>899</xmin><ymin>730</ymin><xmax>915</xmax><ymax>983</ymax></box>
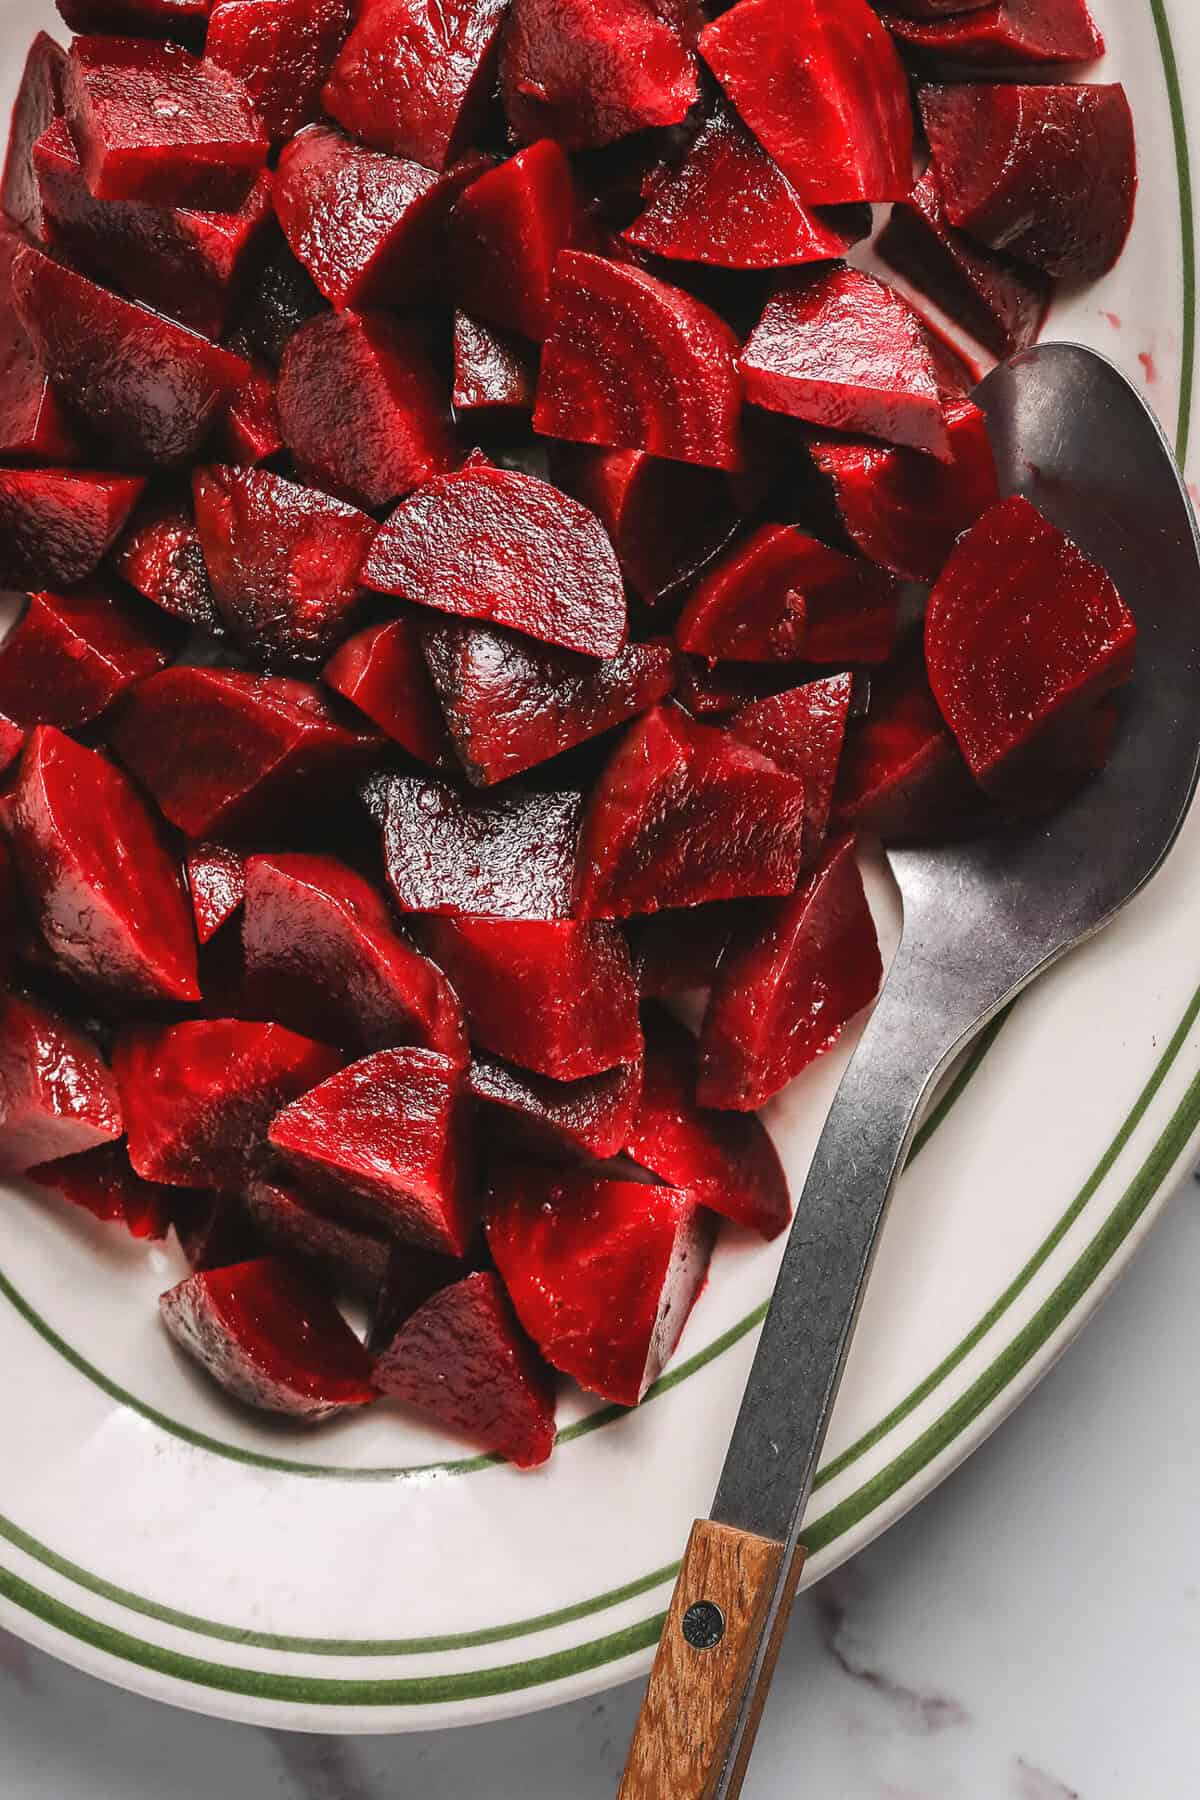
<box><xmin>449</xmin><ymin>142</ymin><xmax>577</xmax><ymax>341</ymax></box>
<box><xmin>0</xmin><ymin>582</ymin><xmax>170</xmax><ymax>729</ymax></box>
<box><xmin>56</xmin><ymin>0</ymin><xmax>212</xmax><ymax>35</ymax></box>
<box><xmin>278</xmin><ymin>310</ymin><xmax>455</xmax><ymax>509</ymax></box>
<box><xmin>11</xmin><ymin>726</ymin><xmax>200</xmax><ymax>1006</ymax></box>
<box><xmin>832</xmin><ymin>643</ymin><xmax>981</xmax><ymax>843</ymax></box>
<box><xmin>880</xmin><ymin>0</ymin><xmax>1103</xmax><ymax>67</ymax></box>
<box><xmin>534</xmin><ymin>252</ymin><xmax>744</xmax><ymax>473</ymax></box>
<box><xmin>0</xmin><ymin>226</ymin><xmax>80</xmax><ymax>464</ymax></box>
<box><xmin>451</xmin><ymin>314</ymin><xmax>537</xmax><ymax>419</ymax></box>
<box><xmin>110</xmin><ymin>668</ymin><xmax>381</xmax><ymax>839</ymax></box>
<box><xmin>323</xmin><ymin>616</ymin><xmax>455</xmax><ymax>768</ymax></box>
<box><xmin>242</xmin><ymin>851</ymin><xmax>467</xmax><ymax>1059</ymax></box>
<box><xmin>31</xmin><ymin>1140</ymin><xmax>172</xmax><ymax>1240</ymax></box>
<box><xmin>467</xmin><ymin>1052</ymin><xmax>642</xmax><ymax>1160</ymax></box>
<box><xmin>186</xmin><ymin>842</ymin><xmax>245</xmax><ymax>943</ymax></box>
<box><xmin>728</xmin><ymin>673</ymin><xmax>854</xmax><ymax>853</ymax></box>
<box><xmin>576</xmin><ymin>703</ymin><xmax>808</xmax><ymax>918</ymax></box>
<box><xmin>416</xmin><ymin>916</ymin><xmax>642</xmax><ymax>1080</ymax></box>
<box><xmin>110</xmin><ymin>492</ymin><xmax>218</xmax><ymax>628</ymax></box>
<box><xmin>364</xmin><ymin>459</ymin><xmax>627</xmax><ymax>658</ymax></box>
<box><xmin>373</xmin><ymin>1271</ymin><xmax>556</xmax><ymax>1467</ymax></box>
<box><xmin>925</xmin><ymin>495</ymin><xmax>1136</xmax><ymax>800</ymax></box>
<box><xmin>0</xmin><ymin>469</ymin><xmax>145</xmax><ymax>591</ymax></box>
<box><xmin>244</xmin><ymin>1175</ymin><xmax>392</xmax><ymax>1297</ymax></box>
<box><xmin>269</xmin><ymin>1048</ymin><xmax>475</xmax><ymax>1256</ymax></box>
<box><xmin>700</xmin><ymin>0</ymin><xmax>912</xmax><ymax>205</ymax></box>
<box><xmin>2</xmin><ymin>32</ymin><xmax>66</xmax><ymax>240</ymax></box>
<box><xmin>0</xmin><ymin>991</ymin><xmax>122</xmax><ymax>1174</ymax></box>
<box><xmin>487</xmin><ymin>1164</ymin><xmax>713</xmax><ymax>1406</ymax></box>
<box><xmin>629</xmin><ymin>902</ymin><xmax>742</xmax><ymax>999</ymax></box>
<box><xmin>698</xmin><ymin>835</ymin><xmax>882</xmax><ymax>1109</ymax></box>
<box><xmin>160</xmin><ymin>1259</ymin><xmax>377</xmax><ymax>1422</ymax></box>
<box><xmin>206</xmin><ymin>0</ymin><xmax>353</xmax><ymax>141</ymax></box>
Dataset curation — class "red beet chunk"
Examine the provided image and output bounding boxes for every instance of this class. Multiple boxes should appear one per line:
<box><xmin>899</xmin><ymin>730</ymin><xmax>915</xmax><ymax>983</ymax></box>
<box><xmin>921</xmin><ymin>83</ymin><xmax>1135</xmax><ymax>284</ymax></box>
<box><xmin>63</xmin><ymin>35</ymin><xmax>267</xmax><ymax>210</ymax></box>
<box><xmin>487</xmin><ymin>1164</ymin><xmax>713</xmax><ymax>1406</ymax></box>
<box><xmin>673</xmin><ymin>656</ymin><xmax>815</xmax><ymax>720</ymax></box>
<box><xmin>832</xmin><ymin>642</ymin><xmax>981</xmax><ymax>842</ymax></box>
<box><xmin>500</xmin><ymin>0</ymin><xmax>698</xmax><ymax>152</ymax></box>
<box><xmin>880</xmin><ymin>0</ymin><xmax>1102</xmax><ymax>67</ymax></box>
<box><xmin>449</xmin><ymin>142</ymin><xmax>577</xmax><ymax>341</ymax></box>
<box><xmin>0</xmin><ymin>227</ymin><xmax>79</xmax><ymax>464</ymax></box>
<box><xmin>809</xmin><ymin>396</ymin><xmax>1000</xmax><ymax>585</ymax></box>
<box><xmin>322</xmin><ymin>0</ymin><xmax>507</xmax><ymax>168</ymax></box>
<box><xmin>159</xmin><ymin>1259</ymin><xmax>377</xmax><ymax>1422</ymax></box>
<box><xmin>925</xmin><ymin>495</ymin><xmax>1136</xmax><ymax>800</ymax></box>
<box><xmin>379</xmin><ymin>774</ymin><xmax>582</xmax><ymax>921</ymax></box>
<box><xmin>698</xmin><ymin>835</ymin><xmax>881</xmax><ymax>1109</ymax></box>
<box><xmin>468</xmin><ymin>1052</ymin><xmax>642</xmax><ymax>1159</ymax></box>
<box><xmin>110</xmin><ymin>493</ymin><xmax>218</xmax><ymax>628</ymax></box>
<box><xmin>171</xmin><ymin>1190</ymin><xmax>260</xmax><ymax>1270</ymax></box>
<box><xmin>700</xmin><ymin>0</ymin><xmax>911</xmax><ymax>206</ymax></box>
<box><xmin>244</xmin><ymin>1175</ymin><xmax>392</xmax><ymax>1297</ymax></box>
<box><xmin>364</xmin><ymin>460</ymin><xmax>627</xmax><ymax>658</ymax></box>
<box><xmin>452</xmin><ymin>314</ymin><xmax>537</xmax><ymax>419</ymax></box>
<box><xmin>535</xmin><ymin>252</ymin><xmax>744</xmax><ymax>473</ymax></box>
<box><xmin>417</xmin><ymin>916</ymin><xmax>641</xmax><ymax>1080</ymax></box>
<box><xmin>374</xmin><ymin>1271</ymin><xmax>556</xmax><ymax>1466</ymax></box>
<box><xmin>278</xmin><ymin>310</ymin><xmax>455</xmax><ymax>509</ymax></box>
<box><xmin>11</xmin><ymin>726</ymin><xmax>200</xmax><ymax>1005</ymax></box>
<box><xmin>0</xmin><ymin>991</ymin><xmax>122</xmax><ymax>1174</ymax></box>
<box><xmin>269</xmin><ymin>1048</ymin><xmax>475</xmax><ymax>1255</ymax></box>
<box><xmin>221</xmin><ymin>354</ymin><xmax>282</xmax><ymax>464</ymax></box>
<box><xmin>13</xmin><ymin>247</ymin><xmax>250</xmax><ymax>467</ymax></box>
<box><xmin>742</xmin><ymin>267</ymin><xmax>949</xmax><ymax>461</ymax></box>
<box><xmin>0</xmin><ymin>469</ymin><xmax>145</xmax><ymax>591</ymax></box>
<box><xmin>206</xmin><ymin>0</ymin><xmax>352</xmax><ymax>141</ymax></box>
<box><xmin>728</xmin><ymin>673</ymin><xmax>853</xmax><ymax>852</ymax></box>
<box><xmin>0</xmin><ymin>715</ymin><xmax>24</xmax><ymax>776</ymax></box>
<box><xmin>31</xmin><ymin>1140</ymin><xmax>172</xmax><ymax>1240</ymax></box>
<box><xmin>576</xmin><ymin>703</ymin><xmax>808</xmax><ymax>918</ymax></box>
<box><xmin>110</xmin><ymin>668</ymin><xmax>381</xmax><ymax>839</ymax></box>
<box><xmin>241</xmin><ymin>852</ymin><xmax>466</xmax><ymax>1058</ymax></box>
<box><xmin>2</xmin><ymin>32</ymin><xmax>66</xmax><ymax>240</ymax></box>
<box><xmin>0</xmin><ymin>582</ymin><xmax>170</xmax><ymax>729</ymax></box>
<box><xmin>323</xmin><ymin>616</ymin><xmax>455</xmax><ymax>768</ymax></box>
<box><xmin>630</xmin><ymin>902</ymin><xmax>742</xmax><ymax>998</ymax></box>
<box><xmin>186</xmin><ymin>842</ymin><xmax>245</xmax><ymax>943</ymax></box>
<box><xmin>56</xmin><ymin>0</ymin><xmax>211</xmax><ymax>34</ymax></box>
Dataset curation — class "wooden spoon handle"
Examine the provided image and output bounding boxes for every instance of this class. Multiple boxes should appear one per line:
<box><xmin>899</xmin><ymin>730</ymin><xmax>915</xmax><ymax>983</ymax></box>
<box><xmin>617</xmin><ymin>1520</ymin><xmax>806</xmax><ymax>1800</ymax></box>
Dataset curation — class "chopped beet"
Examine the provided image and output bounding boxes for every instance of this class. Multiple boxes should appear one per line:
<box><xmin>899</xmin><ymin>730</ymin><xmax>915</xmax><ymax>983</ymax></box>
<box><xmin>0</xmin><ymin>227</ymin><xmax>80</xmax><ymax>463</ymax></box>
<box><xmin>0</xmin><ymin>990</ymin><xmax>122</xmax><ymax>1173</ymax></box>
<box><xmin>925</xmin><ymin>494</ymin><xmax>1136</xmax><ymax>800</ymax></box>
<box><xmin>115</xmin><ymin>1018</ymin><xmax>342</xmax><ymax>1186</ymax></box>
<box><xmin>698</xmin><ymin>835</ymin><xmax>882</xmax><ymax>1109</ymax></box>
<box><xmin>109</xmin><ymin>492</ymin><xmax>219</xmax><ymax>629</ymax></box>
<box><xmin>363</xmin><ymin>459</ymin><xmax>627</xmax><ymax>657</ymax></box>
<box><xmin>110</xmin><ymin>667</ymin><xmax>381</xmax><ymax>839</ymax></box>
<box><xmin>244</xmin><ymin>1175</ymin><xmax>392</xmax><ymax>1297</ymax></box>
<box><xmin>56</xmin><ymin>0</ymin><xmax>211</xmax><ymax>34</ymax></box>
<box><xmin>467</xmin><ymin>1052</ymin><xmax>642</xmax><ymax>1159</ymax></box>
<box><xmin>0</xmin><ymin>717</ymin><xmax>25</xmax><ymax>776</ymax></box>
<box><xmin>378</xmin><ymin>774</ymin><xmax>582</xmax><ymax>920</ymax></box>
<box><xmin>0</xmin><ymin>582</ymin><xmax>171</xmax><ymax>729</ymax></box>
<box><xmin>171</xmin><ymin>1190</ymin><xmax>261</xmax><ymax>1271</ymax></box>
<box><xmin>486</xmin><ymin>1164</ymin><xmax>713</xmax><ymax>1406</ymax></box>
<box><xmin>323</xmin><ymin>616</ymin><xmax>456</xmax><ymax>767</ymax></box>
<box><xmin>10</xmin><ymin>726</ymin><xmax>200</xmax><ymax>1006</ymax></box>
<box><xmin>236</xmin><ymin>226</ymin><xmax>326</xmax><ymax>366</ymax></box>
<box><xmin>31</xmin><ymin>1140</ymin><xmax>172</xmax><ymax>1240</ymax></box>
<box><xmin>0</xmin><ymin>469</ymin><xmax>146</xmax><ymax>592</ymax></box>
<box><xmin>449</xmin><ymin>141</ymin><xmax>578</xmax><ymax>341</ymax></box>
<box><xmin>373</xmin><ymin>1271</ymin><xmax>557</xmax><ymax>1466</ymax></box>
<box><xmin>367</xmin><ymin>1244</ymin><xmax>467</xmax><ymax>1347</ymax></box>
<box><xmin>629</xmin><ymin>902</ymin><xmax>743</xmax><ymax>998</ymax></box>
<box><xmin>62</xmin><ymin>35</ymin><xmax>267</xmax><ymax>210</ymax></box>
<box><xmin>277</xmin><ymin>309</ymin><xmax>456</xmax><ymax>509</ymax></box>
<box><xmin>728</xmin><ymin>674</ymin><xmax>854</xmax><ymax>852</ymax></box>
<box><xmin>221</xmin><ymin>354</ymin><xmax>283</xmax><ymax>465</ymax></box>
<box><xmin>576</xmin><ymin>703</ymin><xmax>808</xmax><ymax>917</ymax></box>
<box><xmin>269</xmin><ymin>1048</ymin><xmax>476</xmax><ymax>1255</ymax></box>
<box><xmin>500</xmin><ymin>0</ymin><xmax>698</xmax><ymax>151</ymax></box>
<box><xmin>699</xmin><ymin>0</ymin><xmax>912</xmax><ymax>205</ymax></box>
<box><xmin>206</xmin><ymin>0</ymin><xmax>353</xmax><ymax>141</ymax></box>
<box><xmin>13</xmin><ymin>246</ymin><xmax>251</xmax><ymax>467</ymax></box>
<box><xmin>2</xmin><ymin>32</ymin><xmax>66</xmax><ymax>240</ymax></box>
<box><xmin>322</xmin><ymin>0</ymin><xmax>507</xmax><ymax>168</ymax></box>
<box><xmin>186</xmin><ymin>842</ymin><xmax>246</xmax><ymax>943</ymax></box>
<box><xmin>742</xmin><ymin>266</ymin><xmax>950</xmax><ymax>461</ymax></box>
<box><xmin>159</xmin><ymin>1259</ymin><xmax>378</xmax><ymax>1422</ymax></box>
<box><xmin>880</xmin><ymin>0</ymin><xmax>1103</xmax><ymax>67</ymax></box>
<box><xmin>673</xmin><ymin>656</ymin><xmax>806</xmax><ymax>720</ymax></box>
<box><xmin>809</xmin><ymin>396</ymin><xmax>1000</xmax><ymax>585</ymax></box>
<box><xmin>192</xmin><ymin>465</ymin><xmax>376</xmax><ymax>667</ymax></box>
<box><xmin>452</xmin><ymin>314</ymin><xmax>538</xmax><ymax>418</ymax></box>
<box><xmin>416</xmin><ymin>916</ymin><xmax>642</xmax><ymax>1080</ymax></box>
<box><xmin>676</xmin><ymin>526</ymin><xmax>899</xmax><ymax>664</ymax></box>
<box><xmin>534</xmin><ymin>252</ymin><xmax>744</xmax><ymax>472</ymax></box>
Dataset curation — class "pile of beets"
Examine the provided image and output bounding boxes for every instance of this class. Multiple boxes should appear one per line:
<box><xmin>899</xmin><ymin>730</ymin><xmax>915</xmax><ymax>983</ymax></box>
<box><xmin>0</xmin><ymin>0</ymin><xmax>1138</xmax><ymax>1467</ymax></box>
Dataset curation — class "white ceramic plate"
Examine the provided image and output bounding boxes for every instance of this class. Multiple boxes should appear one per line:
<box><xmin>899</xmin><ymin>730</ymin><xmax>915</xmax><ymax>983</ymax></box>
<box><xmin>2</xmin><ymin>0</ymin><xmax>1199</xmax><ymax>1736</ymax></box>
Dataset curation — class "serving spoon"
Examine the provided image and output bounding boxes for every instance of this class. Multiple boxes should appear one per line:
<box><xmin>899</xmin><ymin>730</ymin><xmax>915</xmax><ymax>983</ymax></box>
<box><xmin>618</xmin><ymin>343</ymin><xmax>1200</xmax><ymax>1799</ymax></box>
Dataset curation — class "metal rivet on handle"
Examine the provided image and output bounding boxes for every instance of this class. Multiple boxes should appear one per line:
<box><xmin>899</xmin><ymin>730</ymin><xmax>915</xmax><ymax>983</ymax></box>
<box><xmin>681</xmin><ymin>1600</ymin><xmax>726</xmax><ymax>1651</ymax></box>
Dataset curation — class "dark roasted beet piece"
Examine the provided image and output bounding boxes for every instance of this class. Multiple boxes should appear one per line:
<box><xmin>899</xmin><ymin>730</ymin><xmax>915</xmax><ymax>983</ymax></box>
<box><xmin>0</xmin><ymin>582</ymin><xmax>170</xmax><ymax>729</ymax></box>
<box><xmin>109</xmin><ymin>492</ymin><xmax>218</xmax><ymax>628</ymax></box>
<box><xmin>925</xmin><ymin>495</ymin><xmax>1136</xmax><ymax>801</ymax></box>
<box><xmin>576</xmin><ymin>703</ymin><xmax>808</xmax><ymax>917</ymax></box>
<box><xmin>278</xmin><ymin>309</ymin><xmax>456</xmax><ymax>509</ymax></box>
<box><xmin>0</xmin><ymin>469</ymin><xmax>145</xmax><ymax>591</ymax></box>
<box><xmin>221</xmin><ymin>354</ymin><xmax>282</xmax><ymax>465</ymax></box>
<box><xmin>186</xmin><ymin>842</ymin><xmax>245</xmax><ymax>943</ymax></box>
<box><xmin>56</xmin><ymin>0</ymin><xmax>211</xmax><ymax>34</ymax></box>
<box><xmin>449</xmin><ymin>142</ymin><xmax>577</xmax><ymax>341</ymax></box>
<box><xmin>629</xmin><ymin>902</ymin><xmax>742</xmax><ymax>998</ymax></box>
<box><xmin>241</xmin><ymin>851</ymin><xmax>466</xmax><ymax>1059</ymax></box>
<box><xmin>880</xmin><ymin>0</ymin><xmax>1103</xmax><ymax>67</ymax></box>
<box><xmin>699</xmin><ymin>0</ymin><xmax>912</xmax><ymax>205</ymax></box>
<box><xmin>728</xmin><ymin>674</ymin><xmax>853</xmax><ymax>852</ymax></box>
<box><xmin>206</xmin><ymin>0</ymin><xmax>353</xmax><ymax>141</ymax></box>
<box><xmin>159</xmin><ymin>1258</ymin><xmax>378</xmax><ymax>1422</ymax></box>
<box><xmin>31</xmin><ymin>1140</ymin><xmax>172</xmax><ymax>1239</ymax></box>
<box><xmin>236</xmin><ymin>226</ymin><xmax>325</xmax><ymax>366</ymax></box>
<box><xmin>416</xmin><ymin>916</ymin><xmax>642</xmax><ymax>1080</ymax></box>
<box><xmin>373</xmin><ymin>1270</ymin><xmax>557</xmax><ymax>1466</ymax></box>
<box><xmin>452</xmin><ymin>314</ymin><xmax>537</xmax><ymax>419</ymax></box>
<box><xmin>0</xmin><ymin>991</ymin><xmax>122</xmax><ymax>1173</ymax></box>
<box><xmin>11</xmin><ymin>726</ymin><xmax>200</xmax><ymax>1005</ymax></box>
<box><xmin>111</xmin><ymin>668</ymin><xmax>381</xmax><ymax>839</ymax></box>
<box><xmin>364</xmin><ymin>460</ymin><xmax>627</xmax><ymax>657</ymax></box>
<box><xmin>534</xmin><ymin>252</ymin><xmax>744</xmax><ymax>472</ymax></box>
<box><xmin>467</xmin><ymin>1051</ymin><xmax>642</xmax><ymax>1159</ymax></box>
<box><xmin>0</xmin><ymin>226</ymin><xmax>80</xmax><ymax>463</ymax></box>
<box><xmin>487</xmin><ymin>1164</ymin><xmax>713</xmax><ymax>1406</ymax></box>
<box><xmin>2</xmin><ymin>32</ymin><xmax>66</xmax><ymax>239</ymax></box>
<box><xmin>379</xmin><ymin>774</ymin><xmax>582</xmax><ymax>920</ymax></box>
<box><xmin>244</xmin><ymin>1175</ymin><xmax>392</xmax><ymax>1297</ymax></box>
<box><xmin>742</xmin><ymin>266</ymin><xmax>950</xmax><ymax>460</ymax></box>
<box><xmin>270</xmin><ymin>1048</ymin><xmax>475</xmax><ymax>1255</ymax></box>
<box><xmin>832</xmin><ymin>643</ymin><xmax>982</xmax><ymax>842</ymax></box>
<box><xmin>324</xmin><ymin>616</ymin><xmax>456</xmax><ymax>768</ymax></box>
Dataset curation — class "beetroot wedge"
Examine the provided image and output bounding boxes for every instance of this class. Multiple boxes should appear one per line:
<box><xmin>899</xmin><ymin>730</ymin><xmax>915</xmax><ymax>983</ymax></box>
<box><xmin>2</xmin><ymin>32</ymin><xmax>66</xmax><ymax>239</ymax></box>
<box><xmin>0</xmin><ymin>582</ymin><xmax>170</xmax><ymax>729</ymax></box>
<box><xmin>451</xmin><ymin>314</ymin><xmax>537</xmax><ymax>419</ymax></box>
<box><xmin>373</xmin><ymin>1271</ymin><xmax>556</xmax><ymax>1467</ymax></box>
<box><xmin>728</xmin><ymin>673</ymin><xmax>854</xmax><ymax>852</ymax></box>
<box><xmin>110</xmin><ymin>492</ymin><xmax>218</xmax><ymax>629</ymax></box>
<box><xmin>467</xmin><ymin>1052</ymin><xmax>642</xmax><ymax>1160</ymax></box>
<box><xmin>206</xmin><ymin>0</ymin><xmax>353</xmax><ymax>141</ymax></box>
<box><xmin>219</xmin><ymin>354</ymin><xmax>282</xmax><ymax>465</ymax></box>
<box><xmin>449</xmin><ymin>141</ymin><xmax>577</xmax><ymax>341</ymax></box>
<box><xmin>186</xmin><ymin>842</ymin><xmax>245</xmax><ymax>943</ymax></box>
<box><xmin>487</xmin><ymin>1164</ymin><xmax>713</xmax><ymax>1406</ymax></box>
<box><xmin>576</xmin><ymin>703</ymin><xmax>808</xmax><ymax>917</ymax></box>
<box><xmin>11</xmin><ymin>726</ymin><xmax>200</xmax><ymax>1005</ymax></box>
<box><xmin>699</xmin><ymin>0</ymin><xmax>912</xmax><ymax>205</ymax></box>
<box><xmin>0</xmin><ymin>991</ymin><xmax>122</xmax><ymax>1173</ymax></box>
<box><xmin>698</xmin><ymin>835</ymin><xmax>881</xmax><ymax>1109</ymax></box>
<box><xmin>269</xmin><ymin>1048</ymin><xmax>475</xmax><ymax>1255</ymax></box>
<box><xmin>159</xmin><ymin>1259</ymin><xmax>377</xmax><ymax>1422</ymax></box>
<box><xmin>323</xmin><ymin>616</ymin><xmax>456</xmax><ymax>768</ymax></box>
<box><xmin>0</xmin><ymin>226</ymin><xmax>79</xmax><ymax>463</ymax></box>
<box><xmin>832</xmin><ymin>644</ymin><xmax>982</xmax><ymax>842</ymax></box>
<box><xmin>242</xmin><ymin>851</ymin><xmax>468</xmax><ymax>1058</ymax></box>
<box><xmin>0</xmin><ymin>469</ymin><xmax>145</xmax><ymax>591</ymax></box>
<box><xmin>880</xmin><ymin>0</ymin><xmax>1103</xmax><ymax>68</ymax></box>
<box><xmin>416</xmin><ymin>916</ymin><xmax>641</xmax><ymax>1080</ymax></box>
<box><xmin>534</xmin><ymin>253</ymin><xmax>744</xmax><ymax>472</ymax></box>
<box><xmin>363</xmin><ymin>459</ymin><xmax>627</xmax><ymax>657</ymax></box>
<box><xmin>244</xmin><ymin>1175</ymin><xmax>392</xmax><ymax>1298</ymax></box>
<box><xmin>31</xmin><ymin>1140</ymin><xmax>172</xmax><ymax>1240</ymax></box>
<box><xmin>925</xmin><ymin>494</ymin><xmax>1136</xmax><ymax>801</ymax></box>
